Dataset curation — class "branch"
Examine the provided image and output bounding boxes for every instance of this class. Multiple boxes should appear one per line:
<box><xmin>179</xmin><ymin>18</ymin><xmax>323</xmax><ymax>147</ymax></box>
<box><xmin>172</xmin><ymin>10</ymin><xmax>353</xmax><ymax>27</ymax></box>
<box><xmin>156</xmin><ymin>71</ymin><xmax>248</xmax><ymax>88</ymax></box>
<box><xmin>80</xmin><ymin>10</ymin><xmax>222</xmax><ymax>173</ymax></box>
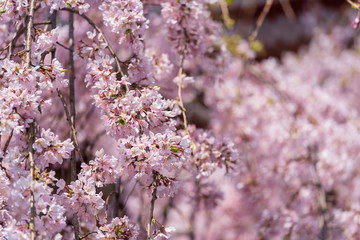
<box><xmin>79</xmin><ymin>231</ymin><xmax>97</xmax><ymax>240</ymax></box>
<box><xmin>61</xmin><ymin>8</ymin><xmax>125</xmax><ymax>78</ymax></box>
<box><xmin>0</xmin><ymin>129</ymin><xmax>13</xmax><ymax>163</ymax></box>
<box><xmin>55</xmin><ymin>41</ymin><xmax>72</xmax><ymax>52</ymax></box>
<box><xmin>249</xmin><ymin>0</ymin><xmax>274</xmax><ymax>42</ymax></box>
<box><xmin>113</xmin><ymin>178</ymin><xmax>121</xmax><ymax>218</ymax></box>
<box><xmin>105</xmin><ymin>191</ymin><xmax>115</xmax><ymax>222</ymax></box>
<box><xmin>177</xmin><ymin>39</ymin><xmax>189</xmax><ymax>136</ymax></box>
<box><xmin>147</xmin><ymin>172</ymin><xmax>158</xmax><ymax>239</ymax></box>
<box><xmin>56</xmin><ymin>89</ymin><xmax>84</xmax><ymax>164</ymax></box>
<box><xmin>120</xmin><ymin>181</ymin><xmax>138</xmax><ymax>213</ymax></box>
<box><xmin>24</xmin><ymin>0</ymin><xmax>37</xmax><ymax>238</ymax></box>
<box><xmin>308</xmin><ymin>145</ymin><xmax>332</xmax><ymax>240</ymax></box>
<box><xmin>279</xmin><ymin>0</ymin><xmax>296</xmax><ymax>20</ymax></box>
<box><xmin>219</xmin><ymin>0</ymin><xmax>234</xmax><ymax>28</ymax></box>
<box><xmin>58</xmin><ymin>10</ymin><xmax>81</xmax><ymax>239</ymax></box>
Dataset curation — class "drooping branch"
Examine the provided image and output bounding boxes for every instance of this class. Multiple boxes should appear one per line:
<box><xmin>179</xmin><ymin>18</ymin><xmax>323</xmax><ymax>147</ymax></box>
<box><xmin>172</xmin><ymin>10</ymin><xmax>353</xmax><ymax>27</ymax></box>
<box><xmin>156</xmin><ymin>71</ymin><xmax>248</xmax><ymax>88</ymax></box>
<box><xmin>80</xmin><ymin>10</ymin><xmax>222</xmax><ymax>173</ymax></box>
<box><xmin>177</xmin><ymin>39</ymin><xmax>189</xmax><ymax>136</ymax></box>
<box><xmin>113</xmin><ymin>178</ymin><xmax>122</xmax><ymax>218</ymax></box>
<box><xmin>279</xmin><ymin>0</ymin><xmax>296</xmax><ymax>20</ymax></box>
<box><xmin>219</xmin><ymin>0</ymin><xmax>234</xmax><ymax>29</ymax></box>
<box><xmin>0</xmin><ymin>129</ymin><xmax>13</xmax><ymax>163</ymax></box>
<box><xmin>61</xmin><ymin>8</ymin><xmax>125</xmax><ymax>78</ymax></box>
<box><xmin>68</xmin><ymin>11</ymin><xmax>81</xmax><ymax>239</ymax></box>
<box><xmin>308</xmin><ymin>145</ymin><xmax>332</xmax><ymax>240</ymax></box>
<box><xmin>249</xmin><ymin>0</ymin><xmax>274</xmax><ymax>42</ymax></box>
<box><xmin>24</xmin><ymin>0</ymin><xmax>37</xmax><ymax>239</ymax></box>
<box><xmin>147</xmin><ymin>172</ymin><xmax>158</xmax><ymax>239</ymax></box>
<box><xmin>56</xmin><ymin>88</ymin><xmax>84</xmax><ymax>164</ymax></box>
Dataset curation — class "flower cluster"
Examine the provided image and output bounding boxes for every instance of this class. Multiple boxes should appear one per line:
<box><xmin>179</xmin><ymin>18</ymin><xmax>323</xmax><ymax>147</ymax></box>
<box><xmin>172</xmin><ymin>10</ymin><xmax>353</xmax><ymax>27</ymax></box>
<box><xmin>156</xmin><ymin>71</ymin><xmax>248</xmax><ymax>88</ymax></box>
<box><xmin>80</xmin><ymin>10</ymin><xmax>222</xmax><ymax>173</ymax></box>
<box><xmin>33</xmin><ymin>128</ymin><xmax>74</xmax><ymax>169</ymax></box>
<box><xmin>99</xmin><ymin>0</ymin><xmax>148</xmax><ymax>53</ymax></box>
<box><xmin>40</xmin><ymin>0</ymin><xmax>90</xmax><ymax>14</ymax></box>
<box><xmin>96</xmin><ymin>216</ymin><xmax>139</xmax><ymax>240</ymax></box>
<box><xmin>4</xmin><ymin>0</ymin><xmax>359</xmax><ymax>239</ymax></box>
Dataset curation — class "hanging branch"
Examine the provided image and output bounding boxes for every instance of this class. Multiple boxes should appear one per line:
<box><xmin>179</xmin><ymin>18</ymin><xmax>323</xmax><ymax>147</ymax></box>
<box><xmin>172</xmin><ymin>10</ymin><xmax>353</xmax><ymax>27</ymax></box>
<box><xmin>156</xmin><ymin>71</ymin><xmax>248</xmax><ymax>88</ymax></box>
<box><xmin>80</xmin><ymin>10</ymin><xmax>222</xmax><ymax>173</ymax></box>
<box><xmin>61</xmin><ymin>8</ymin><xmax>125</xmax><ymax>78</ymax></box>
<box><xmin>147</xmin><ymin>172</ymin><xmax>158</xmax><ymax>239</ymax></box>
<box><xmin>219</xmin><ymin>0</ymin><xmax>234</xmax><ymax>29</ymax></box>
<box><xmin>64</xmin><ymin>10</ymin><xmax>81</xmax><ymax>239</ymax></box>
<box><xmin>249</xmin><ymin>0</ymin><xmax>274</xmax><ymax>42</ymax></box>
<box><xmin>177</xmin><ymin>38</ymin><xmax>189</xmax><ymax>136</ymax></box>
<box><xmin>56</xmin><ymin>89</ymin><xmax>84</xmax><ymax>164</ymax></box>
<box><xmin>0</xmin><ymin>129</ymin><xmax>13</xmax><ymax>163</ymax></box>
<box><xmin>279</xmin><ymin>0</ymin><xmax>296</xmax><ymax>20</ymax></box>
<box><xmin>308</xmin><ymin>145</ymin><xmax>332</xmax><ymax>240</ymax></box>
<box><xmin>113</xmin><ymin>178</ymin><xmax>122</xmax><ymax>218</ymax></box>
<box><xmin>25</xmin><ymin>0</ymin><xmax>37</xmax><ymax>238</ymax></box>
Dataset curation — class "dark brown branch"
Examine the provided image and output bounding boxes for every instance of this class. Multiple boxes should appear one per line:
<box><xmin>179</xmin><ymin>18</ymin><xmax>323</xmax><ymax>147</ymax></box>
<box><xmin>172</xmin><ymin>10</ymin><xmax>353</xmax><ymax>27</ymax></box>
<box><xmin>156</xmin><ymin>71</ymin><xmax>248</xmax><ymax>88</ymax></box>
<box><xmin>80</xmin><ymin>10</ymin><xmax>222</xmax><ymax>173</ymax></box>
<box><xmin>56</xmin><ymin>41</ymin><xmax>71</xmax><ymax>51</ymax></box>
<box><xmin>113</xmin><ymin>178</ymin><xmax>121</xmax><ymax>218</ymax></box>
<box><xmin>120</xmin><ymin>181</ymin><xmax>138</xmax><ymax>213</ymax></box>
<box><xmin>308</xmin><ymin>146</ymin><xmax>332</xmax><ymax>240</ymax></box>
<box><xmin>24</xmin><ymin>0</ymin><xmax>37</xmax><ymax>239</ymax></box>
<box><xmin>56</xmin><ymin>89</ymin><xmax>84</xmax><ymax>164</ymax></box>
<box><xmin>79</xmin><ymin>231</ymin><xmax>97</xmax><ymax>240</ymax></box>
<box><xmin>7</xmin><ymin>22</ymin><xmax>25</xmax><ymax>59</ymax></box>
<box><xmin>147</xmin><ymin>172</ymin><xmax>158</xmax><ymax>239</ymax></box>
<box><xmin>0</xmin><ymin>130</ymin><xmax>13</xmax><ymax>163</ymax></box>
<box><xmin>105</xmin><ymin>191</ymin><xmax>116</xmax><ymax>222</ymax></box>
<box><xmin>68</xmin><ymin>11</ymin><xmax>80</xmax><ymax>239</ymax></box>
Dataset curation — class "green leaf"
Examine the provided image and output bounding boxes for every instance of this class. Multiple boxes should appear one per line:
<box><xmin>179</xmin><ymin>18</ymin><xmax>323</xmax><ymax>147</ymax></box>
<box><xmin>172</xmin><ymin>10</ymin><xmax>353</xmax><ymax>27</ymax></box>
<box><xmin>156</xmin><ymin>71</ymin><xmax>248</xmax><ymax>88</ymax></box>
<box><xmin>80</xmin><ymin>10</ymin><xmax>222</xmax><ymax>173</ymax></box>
<box><xmin>15</xmin><ymin>66</ymin><xmax>20</xmax><ymax>73</ymax></box>
<box><xmin>0</xmin><ymin>9</ymin><xmax>6</xmax><ymax>14</ymax></box>
<box><xmin>125</xmin><ymin>29</ymin><xmax>132</xmax><ymax>34</ymax></box>
<box><xmin>115</xmin><ymin>226</ymin><xmax>124</xmax><ymax>235</ymax></box>
<box><xmin>226</xmin><ymin>0</ymin><xmax>233</xmax><ymax>5</ymax></box>
<box><xmin>118</xmin><ymin>117</ymin><xmax>126</xmax><ymax>126</ymax></box>
<box><xmin>351</xmin><ymin>3</ymin><xmax>360</xmax><ymax>10</ymax></box>
<box><xmin>250</xmin><ymin>39</ymin><xmax>264</xmax><ymax>53</ymax></box>
<box><xmin>65</xmin><ymin>1</ymin><xmax>72</xmax><ymax>8</ymax></box>
<box><xmin>170</xmin><ymin>147</ymin><xmax>179</xmax><ymax>152</ymax></box>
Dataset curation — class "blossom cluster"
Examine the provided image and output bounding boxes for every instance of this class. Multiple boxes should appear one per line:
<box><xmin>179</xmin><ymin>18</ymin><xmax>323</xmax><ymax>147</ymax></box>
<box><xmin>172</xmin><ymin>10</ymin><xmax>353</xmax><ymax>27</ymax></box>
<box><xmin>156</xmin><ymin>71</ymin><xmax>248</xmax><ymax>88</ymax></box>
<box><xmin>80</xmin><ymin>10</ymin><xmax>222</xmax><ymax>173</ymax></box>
<box><xmin>2</xmin><ymin>0</ymin><xmax>359</xmax><ymax>239</ymax></box>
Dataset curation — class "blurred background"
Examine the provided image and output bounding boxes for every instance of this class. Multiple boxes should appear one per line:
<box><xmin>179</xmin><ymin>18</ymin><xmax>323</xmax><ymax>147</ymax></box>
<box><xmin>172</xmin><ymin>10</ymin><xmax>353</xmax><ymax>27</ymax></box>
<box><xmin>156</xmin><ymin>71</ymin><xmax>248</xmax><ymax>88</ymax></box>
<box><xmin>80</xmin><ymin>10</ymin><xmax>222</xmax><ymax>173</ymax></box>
<box><xmin>214</xmin><ymin>0</ymin><xmax>354</xmax><ymax>58</ymax></box>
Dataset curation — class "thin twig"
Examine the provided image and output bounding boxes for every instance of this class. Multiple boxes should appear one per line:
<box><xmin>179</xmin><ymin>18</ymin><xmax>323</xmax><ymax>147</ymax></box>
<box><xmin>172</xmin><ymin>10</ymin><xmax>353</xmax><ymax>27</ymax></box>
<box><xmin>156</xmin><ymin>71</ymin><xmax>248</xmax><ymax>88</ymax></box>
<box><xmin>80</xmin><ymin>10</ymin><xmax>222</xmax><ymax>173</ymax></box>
<box><xmin>147</xmin><ymin>172</ymin><xmax>158</xmax><ymax>239</ymax></box>
<box><xmin>219</xmin><ymin>0</ymin><xmax>234</xmax><ymax>28</ymax></box>
<box><xmin>279</xmin><ymin>0</ymin><xmax>296</xmax><ymax>20</ymax></box>
<box><xmin>177</xmin><ymin>41</ymin><xmax>189</xmax><ymax>135</ymax></box>
<box><xmin>4</xmin><ymin>22</ymin><xmax>24</xmax><ymax>60</ymax></box>
<box><xmin>79</xmin><ymin>231</ymin><xmax>97</xmax><ymax>240</ymax></box>
<box><xmin>56</xmin><ymin>89</ymin><xmax>84</xmax><ymax>163</ymax></box>
<box><xmin>0</xmin><ymin>130</ymin><xmax>13</xmax><ymax>163</ymax></box>
<box><xmin>346</xmin><ymin>0</ymin><xmax>360</xmax><ymax>9</ymax></box>
<box><xmin>56</xmin><ymin>41</ymin><xmax>72</xmax><ymax>51</ymax></box>
<box><xmin>61</xmin><ymin>8</ymin><xmax>125</xmax><ymax>78</ymax></box>
<box><xmin>249</xmin><ymin>0</ymin><xmax>274</xmax><ymax>42</ymax></box>
<box><xmin>121</xmin><ymin>181</ymin><xmax>138</xmax><ymax>212</ymax></box>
